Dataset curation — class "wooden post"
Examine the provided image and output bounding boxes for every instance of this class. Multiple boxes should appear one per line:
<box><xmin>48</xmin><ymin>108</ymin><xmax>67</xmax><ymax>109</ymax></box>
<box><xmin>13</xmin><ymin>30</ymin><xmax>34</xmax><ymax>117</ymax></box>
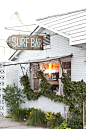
<box><xmin>83</xmin><ymin>102</ymin><xmax>84</xmax><ymax>129</ymax></box>
<box><xmin>83</xmin><ymin>101</ymin><xmax>86</xmax><ymax>129</ymax></box>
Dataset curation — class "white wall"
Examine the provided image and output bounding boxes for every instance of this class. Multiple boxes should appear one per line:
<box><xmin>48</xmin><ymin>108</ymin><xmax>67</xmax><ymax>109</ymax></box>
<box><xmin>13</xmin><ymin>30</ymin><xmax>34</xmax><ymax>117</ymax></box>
<box><xmin>21</xmin><ymin>96</ymin><xmax>65</xmax><ymax>118</ymax></box>
<box><xmin>6</xmin><ymin>65</ymin><xmax>19</xmax><ymax>86</ymax></box>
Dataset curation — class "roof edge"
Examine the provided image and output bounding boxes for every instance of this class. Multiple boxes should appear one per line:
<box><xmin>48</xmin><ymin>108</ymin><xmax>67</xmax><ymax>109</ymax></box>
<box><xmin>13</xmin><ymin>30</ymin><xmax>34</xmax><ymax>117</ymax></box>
<box><xmin>36</xmin><ymin>8</ymin><xmax>86</xmax><ymax>21</ymax></box>
<box><xmin>4</xmin><ymin>54</ymin><xmax>73</xmax><ymax>66</ymax></box>
<box><xmin>39</xmin><ymin>24</ymin><xmax>71</xmax><ymax>39</ymax></box>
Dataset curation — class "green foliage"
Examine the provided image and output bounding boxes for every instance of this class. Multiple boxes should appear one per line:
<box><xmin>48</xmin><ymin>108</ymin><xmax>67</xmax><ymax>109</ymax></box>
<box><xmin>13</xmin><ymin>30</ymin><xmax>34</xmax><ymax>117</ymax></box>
<box><xmin>11</xmin><ymin>108</ymin><xmax>31</xmax><ymax>121</ymax></box>
<box><xmin>20</xmin><ymin>70</ymin><xmax>63</xmax><ymax>102</ymax></box>
<box><xmin>67</xmin><ymin>115</ymin><xmax>83</xmax><ymax>129</ymax></box>
<box><xmin>4</xmin><ymin>70</ymin><xmax>85</xmax><ymax>129</ymax></box>
<box><xmin>20</xmin><ymin>74</ymin><xmax>42</xmax><ymax>100</ymax></box>
<box><xmin>6</xmin><ymin>114</ymin><xmax>12</xmax><ymax>118</ymax></box>
<box><xmin>3</xmin><ymin>84</ymin><xmax>25</xmax><ymax>113</ymax></box>
<box><xmin>45</xmin><ymin>111</ymin><xmax>63</xmax><ymax>129</ymax></box>
<box><xmin>54</xmin><ymin>120</ymin><xmax>71</xmax><ymax>129</ymax></box>
<box><xmin>25</xmin><ymin>108</ymin><xmax>47</xmax><ymax>127</ymax></box>
<box><xmin>60</xmin><ymin>73</ymin><xmax>86</xmax><ymax>123</ymax></box>
<box><xmin>37</xmin><ymin>70</ymin><xmax>63</xmax><ymax>102</ymax></box>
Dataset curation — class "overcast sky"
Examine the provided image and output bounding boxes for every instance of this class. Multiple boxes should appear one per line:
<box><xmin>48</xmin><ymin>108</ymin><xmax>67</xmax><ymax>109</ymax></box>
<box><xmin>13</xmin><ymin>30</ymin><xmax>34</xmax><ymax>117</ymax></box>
<box><xmin>0</xmin><ymin>0</ymin><xmax>86</xmax><ymax>59</ymax></box>
<box><xmin>0</xmin><ymin>0</ymin><xmax>86</xmax><ymax>39</ymax></box>
<box><xmin>0</xmin><ymin>0</ymin><xmax>86</xmax><ymax>26</ymax></box>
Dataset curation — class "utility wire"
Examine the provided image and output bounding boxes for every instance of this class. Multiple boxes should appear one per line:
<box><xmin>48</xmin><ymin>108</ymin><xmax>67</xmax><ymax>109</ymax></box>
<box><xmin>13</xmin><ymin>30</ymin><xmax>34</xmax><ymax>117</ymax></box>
<box><xmin>6</xmin><ymin>24</ymin><xmax>36</xmax><ymax>28</ymax></box>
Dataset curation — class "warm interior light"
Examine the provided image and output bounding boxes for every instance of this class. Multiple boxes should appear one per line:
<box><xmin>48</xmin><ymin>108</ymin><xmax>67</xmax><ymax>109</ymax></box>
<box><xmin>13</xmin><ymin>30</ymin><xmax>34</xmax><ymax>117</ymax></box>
<box><xmin>41</xmin><ymin>62</ymin><xmax>59</xmax><ymax>74</ymax></box>
<box><xmin>49</xmin><ymin>63</ymin><xmax>52</xmax><ymax>76</ymax></box>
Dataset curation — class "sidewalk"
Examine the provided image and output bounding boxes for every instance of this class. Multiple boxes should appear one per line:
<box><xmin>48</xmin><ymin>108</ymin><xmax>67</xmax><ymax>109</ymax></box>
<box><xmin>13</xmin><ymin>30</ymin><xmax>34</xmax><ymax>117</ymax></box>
<box><xmin>0</xmin><ymin>116</ymin><xmax>49</xmax><ymax>129</ymax></box>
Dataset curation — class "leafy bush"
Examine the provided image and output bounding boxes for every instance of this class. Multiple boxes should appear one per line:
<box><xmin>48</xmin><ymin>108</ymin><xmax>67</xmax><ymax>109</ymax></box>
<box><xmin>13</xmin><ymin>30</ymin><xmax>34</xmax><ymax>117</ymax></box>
<box><xmin>20</xmin><ymin>71</ymin><xmax>63</xmax><ymax>102</ymax></box>
<box><xmin>3</xmin><ymin>84</ymin><xmax>25</xmax><ymax>113</ymax></box>
<box><xmin>45</xmin><ymin>111</ymin><xmax>63</xmax><ymax>129</ymax></box>
<box><xmin>60</xmin><ymin>73</ymin><xmax>86</xmax><ymax>122</ymax></box>
<box><xmin>25</xmin><ymin>108</ymin><xmax>47</xmax><ymax>127</ymax></box>
<box><xmin>54</xmin><ymin>120</ymin><xmax>71</xmax><ymax>129</ymax></box>
<box><xmin>20</xmin><ymin>74</ymin><xmax>42</xmax><ymax>100</ymax></box>
<box><xmin>11</xmin><ymin>108</ymin><xmax>31</xmax><ymax>121</ymax></box>
<box><xmin>67</xmin><ymin>115</ymin><xmax>83</xmax><ymax>129</ymax></box>
<box><xmin>37</xmin><ymin>70</ymin><xmax>63</xmax><ymax>102</ymax></box>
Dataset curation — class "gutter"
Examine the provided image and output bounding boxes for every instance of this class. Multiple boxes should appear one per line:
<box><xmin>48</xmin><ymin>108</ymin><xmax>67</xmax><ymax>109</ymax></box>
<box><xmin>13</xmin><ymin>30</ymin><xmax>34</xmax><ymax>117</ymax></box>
<box><xmin>4</xmin><ymin>54</ymin><xmax>73</xmax><ymax>66</ymax></box>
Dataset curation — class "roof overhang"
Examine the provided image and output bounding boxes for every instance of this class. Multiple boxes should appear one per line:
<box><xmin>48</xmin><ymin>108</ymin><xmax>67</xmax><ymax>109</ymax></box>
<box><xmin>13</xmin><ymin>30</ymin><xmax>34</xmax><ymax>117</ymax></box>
<box><xmin>4</xmin><ymin>54</ymin><xmax>73</xmax><ymax>66</ymax></box>
<box><xmin>38</xmin><ymin>24</ymin><xmax>71</xmax><ymax>39</ymax></box>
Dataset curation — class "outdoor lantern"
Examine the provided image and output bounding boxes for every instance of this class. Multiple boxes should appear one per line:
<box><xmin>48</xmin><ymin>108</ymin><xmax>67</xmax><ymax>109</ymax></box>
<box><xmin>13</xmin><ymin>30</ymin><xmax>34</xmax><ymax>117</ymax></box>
<box><xmin>64</xmin><ymin>106</ymin><xmax>70</xmax><ymax>123</ymax></box>
<box><xmin>64</xmin><ymin>106</ymin><xmax>69</xmax><ymax>112</ymax></box>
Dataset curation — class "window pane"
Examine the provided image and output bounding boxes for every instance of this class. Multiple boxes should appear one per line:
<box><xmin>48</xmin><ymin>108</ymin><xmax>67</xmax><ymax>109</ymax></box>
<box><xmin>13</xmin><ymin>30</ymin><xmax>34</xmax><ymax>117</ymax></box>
<box><xmin>40</xmin><ymin>62</ymin><xmax>59</xmax><ymax>91</ymax></box>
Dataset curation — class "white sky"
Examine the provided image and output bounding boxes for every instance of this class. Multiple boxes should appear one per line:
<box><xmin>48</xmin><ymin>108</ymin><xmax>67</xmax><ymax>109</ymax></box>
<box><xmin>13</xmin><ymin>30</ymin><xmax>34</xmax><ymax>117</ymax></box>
<box><xmin>0</xmin><ymin>0</ymin><xmax>86</xmax><ymax>41</ymax></box>
<box><xmin>0</xmin><ymin>0</ymin><xmax>86</xmax><ymax>26</ymax></box>
<box><xmin>0</xmin><ymin>0</ymin><xmax>86</xmax><ymax>39</ymax></box>
<box><xmin>0</xmin><ymin>0</ymin><xmax>86</xmax><ymax>59</ymax></box>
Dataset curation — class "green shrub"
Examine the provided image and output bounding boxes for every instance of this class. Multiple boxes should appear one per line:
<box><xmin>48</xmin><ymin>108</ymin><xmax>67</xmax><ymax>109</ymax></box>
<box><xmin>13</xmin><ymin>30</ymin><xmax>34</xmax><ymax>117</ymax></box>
<box><xmin>11</xmin><ymin>108</ymin><xmax>30</xmax><ymax>121</ymax></box>
<box><xmin>20</xmin><ymin>71</ymin><xmax>63</xmax><ymax>102</ymax></box>
<box><xmin>20</xmin><ymin>74</ymin><xmax>41</xmax><ymax>100</ymax></box>
<box><xmin>3</xmin><ymin>84</ymin><xmax>25</xmax><ymax>113</ymax></box>
<box><xmin>67</xmin><ymin>115</ymin><xmax>83</xmax><ymax>129</ymax></box>
<box><xmin>45</xmin><ymin>111</ymin><xmax>63</xmax><ymax>129</ymax></box>
<box><xmin>54</xmin><ymin>120</ymin><xmax>71</xmax><ymax>129</ymax></box>
<box><xmin>60</xmin><ymin>73</ymin><xmax>86</xmax><ymax>121</ymax></box>
<box><xmin>25</xmin><ymin>108</ymin><xmax>47</xmax><ymax>127</ymax></box>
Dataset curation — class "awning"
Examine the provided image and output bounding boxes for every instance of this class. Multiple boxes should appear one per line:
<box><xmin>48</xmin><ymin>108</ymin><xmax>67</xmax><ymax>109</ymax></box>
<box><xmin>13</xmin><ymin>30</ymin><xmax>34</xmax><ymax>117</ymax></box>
<box><xmin>4</xmin><ymin>54</ymin><xmax>73</xmax><ymax>66</ymax></box>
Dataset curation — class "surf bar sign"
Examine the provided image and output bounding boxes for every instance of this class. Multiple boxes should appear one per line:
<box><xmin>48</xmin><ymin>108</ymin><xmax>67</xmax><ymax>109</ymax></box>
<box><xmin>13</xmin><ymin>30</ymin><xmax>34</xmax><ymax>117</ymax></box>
<box><xmin>6</xmin><ymin>35</ymin><xmax>43</xmax><ymax>50</ymax></box>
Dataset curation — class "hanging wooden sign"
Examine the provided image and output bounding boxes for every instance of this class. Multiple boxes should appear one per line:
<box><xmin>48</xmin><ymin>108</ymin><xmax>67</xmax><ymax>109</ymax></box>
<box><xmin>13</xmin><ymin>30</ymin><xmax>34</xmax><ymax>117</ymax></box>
<box><xmin>6</xmin><ymin>35</ymin><xmax>43</xmax><ymax>50</ymax></box>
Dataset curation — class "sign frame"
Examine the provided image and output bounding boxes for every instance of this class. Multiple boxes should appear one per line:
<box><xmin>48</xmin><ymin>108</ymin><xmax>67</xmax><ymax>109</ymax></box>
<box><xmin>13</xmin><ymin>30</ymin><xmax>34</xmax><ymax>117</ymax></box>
<box><xmin>6</xmin><ymin>35</ymin><xmax>43</xmax><ymax>50</ymax></box>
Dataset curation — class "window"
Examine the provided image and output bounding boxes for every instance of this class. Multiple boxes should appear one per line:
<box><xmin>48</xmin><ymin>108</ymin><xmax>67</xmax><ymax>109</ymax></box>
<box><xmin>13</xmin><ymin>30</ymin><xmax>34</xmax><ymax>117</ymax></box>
<box><xmin>40</xmin><ymin>62</ymin><xmax>59</xmax><ymax>92</ymax></box>
<box><xmin>30</xmin><ymin>63</ymin><xmax>40</xmax><ymax>90</ymax></box>
<box><xmin>62</xmin><ymin>62</ymin><xmax>71</xmax><ymax>76</ymax></box>
<box><xmin>30</xmin><ymin>59</ymin><xmax>71</xmax><ymax>95</ymax></box>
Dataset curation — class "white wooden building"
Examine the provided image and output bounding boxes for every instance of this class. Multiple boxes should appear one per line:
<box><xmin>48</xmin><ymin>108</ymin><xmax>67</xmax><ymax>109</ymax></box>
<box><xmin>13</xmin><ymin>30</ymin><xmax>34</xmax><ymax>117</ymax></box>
<box><xmin>3</xmin><ymin>8</ymin><xmax>86</xmax><ymax>117</ymax></box>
